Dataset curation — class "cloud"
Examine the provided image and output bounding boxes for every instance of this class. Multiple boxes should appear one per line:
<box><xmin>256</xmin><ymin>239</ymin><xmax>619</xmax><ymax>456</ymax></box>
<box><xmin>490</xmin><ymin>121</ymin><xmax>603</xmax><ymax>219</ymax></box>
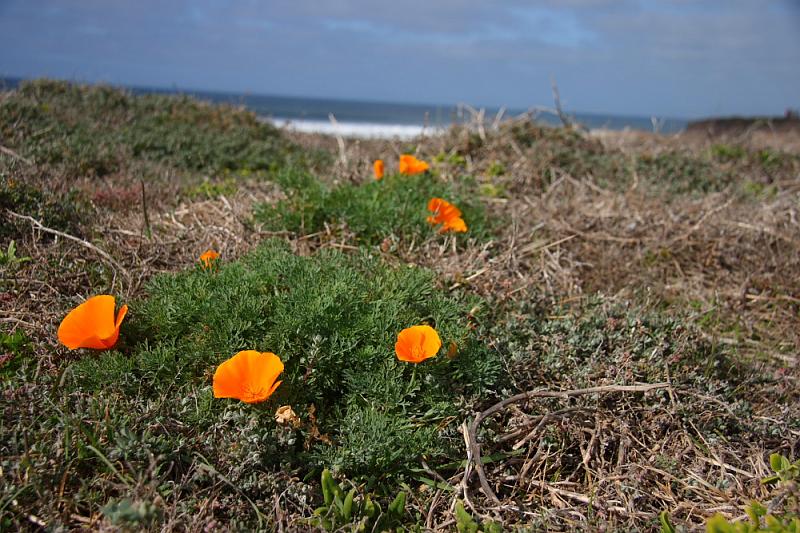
<box><xmin>0</xmin><ymin>0</ymin><xmax>797</xmax><ymax>117</ymax></box>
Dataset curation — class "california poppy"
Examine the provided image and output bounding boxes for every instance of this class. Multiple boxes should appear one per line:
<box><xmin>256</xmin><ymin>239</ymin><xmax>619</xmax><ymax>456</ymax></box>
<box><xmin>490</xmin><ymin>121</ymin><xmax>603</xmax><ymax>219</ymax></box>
<box><xmin>427</xmin><ymin>197</ymin><xmax>468</xmax><ymax>233</ymax></box>
<box><xmin>58</xmin><ymin>295</ymin><xmax>128</xmax><ymax>350</ymax></box>
<box><xmin>199</xmin><ymin>249</ymin><xmax>220</xmax><ymax>269</ymax></box>
<box><xmin>395</xmin><ymin>325</ymin><xmax>441</xmax><ymax>364</ymax></box>
<box><xmin>373</xmin><ymin>159</ymin><xmax>385</xmax><ymax>180</ymax></box>
<box><xmin>399</xmin><ymin>154</ymin><xmax>430</xmax><ymax>175</ymax></box>
<box><xmin>213</xmin><ymin>350</ymin><xmax>284</xmax><ymax>404</ymax></box>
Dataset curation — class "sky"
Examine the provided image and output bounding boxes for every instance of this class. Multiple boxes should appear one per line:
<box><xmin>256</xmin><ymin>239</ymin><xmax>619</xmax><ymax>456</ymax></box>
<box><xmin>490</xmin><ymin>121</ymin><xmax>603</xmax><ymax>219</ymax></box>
<box><xmin>0</xmin><ymin>0</ymin><xmax>798</xmax><ymax>119</ymax></box>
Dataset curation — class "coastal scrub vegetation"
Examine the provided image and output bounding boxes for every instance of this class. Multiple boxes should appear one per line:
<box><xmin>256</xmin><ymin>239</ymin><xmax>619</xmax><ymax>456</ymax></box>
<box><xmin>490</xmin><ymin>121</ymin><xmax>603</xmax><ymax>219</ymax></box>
<box><xmin>67</xmin><ymin>239</ymin><xmax>502</xmax><ymax>476</ymax></box>
<box><xmin>1</xmin><ymin>80</ymin><xmax>799</xmax><ymax>530</ymax></box>
<box><xmin>255</xmin><ymin>166</ymin><xmax>490</xmax><ymax>244</ymax></box>
<box><xmin>0</xmin><ymin>79</ymin><xmax>301</xmax><ymax>177</ymax></box>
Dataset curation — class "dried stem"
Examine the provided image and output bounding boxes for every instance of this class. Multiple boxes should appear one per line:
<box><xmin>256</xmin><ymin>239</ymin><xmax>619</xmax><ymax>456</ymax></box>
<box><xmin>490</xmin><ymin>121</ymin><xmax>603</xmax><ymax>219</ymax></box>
<box><xmin>464</xmin><ymin>382</ymin><xmax>670</xmax><ymax>504</ymax></box>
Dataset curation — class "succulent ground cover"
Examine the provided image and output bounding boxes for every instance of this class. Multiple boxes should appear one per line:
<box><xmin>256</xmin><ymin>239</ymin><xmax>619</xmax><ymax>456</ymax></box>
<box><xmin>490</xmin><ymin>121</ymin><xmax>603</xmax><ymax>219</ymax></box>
<box><xmin>1</xmin><ymin>81</ymin><xmax>799</xmax><ymax>531</ymax></box>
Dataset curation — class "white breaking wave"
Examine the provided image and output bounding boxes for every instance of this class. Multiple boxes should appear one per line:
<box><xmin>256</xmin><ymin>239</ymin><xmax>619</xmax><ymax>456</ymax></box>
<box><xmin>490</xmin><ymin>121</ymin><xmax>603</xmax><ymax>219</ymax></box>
<box><xmin>269</xmin><ymin>118</ymin><xmax>445</xmax><ymax>139</ymax></box>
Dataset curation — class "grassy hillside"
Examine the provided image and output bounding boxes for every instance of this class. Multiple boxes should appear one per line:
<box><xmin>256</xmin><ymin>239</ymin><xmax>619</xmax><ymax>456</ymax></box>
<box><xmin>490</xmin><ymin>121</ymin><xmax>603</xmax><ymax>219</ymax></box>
<box><xmin>1</xmin><ymin>80</ymin><xmax>798</xmax><ymax>531</ymax></box>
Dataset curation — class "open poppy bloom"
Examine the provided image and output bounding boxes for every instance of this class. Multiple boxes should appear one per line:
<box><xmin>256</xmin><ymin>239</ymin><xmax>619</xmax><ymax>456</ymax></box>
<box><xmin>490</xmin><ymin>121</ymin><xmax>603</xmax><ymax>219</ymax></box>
<box><xmin>373</xmin><ymin>159</ymin><xmax>385</xmax><ymax>180</ymax></box>
<box><xmin>213</xmin><ymin>350</ymin><xmax>284</xmax><ymax>404</ymax></box>
<box><xmin>427</xmin><ymin>197</ymin><xmax>468</xmax><ymax>233</ymax></box>
<box><xmin>58</xmin><ymin>295</ymin><xmax>128</xmax><ymax>350</ymax></box>
<box><xmin>399</xmin><ymin>154</ymin><xmax>430</xmax><ymax>175</ymax></box>
<box><xmin>395</xmin><ymin>325</ymin><xmax>441</xmax><ymax>364</ymax></box>
<box><xmin>199</xmin><ymin>249</ymin><xmax>220</xmax><ymax>269</ymax></box>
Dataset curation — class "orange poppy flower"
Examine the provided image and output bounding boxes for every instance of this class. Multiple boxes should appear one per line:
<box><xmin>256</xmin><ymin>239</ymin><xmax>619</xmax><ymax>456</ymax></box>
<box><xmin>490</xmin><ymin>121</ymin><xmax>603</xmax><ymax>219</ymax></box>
<box><xmin>199</xmin><ymin>249</ymin><xmax>220</xmax><ymax>269</ymax></box>
<box><xmin>426</xmin><ymin>197</ymin><xmax>468</xmax><ymax>233</ymax></box>
<box><xmin>440</xmin><ymin>216</ymin><xmax>467</xmax><ymax>233</ymax></box>
<box><xmin>213</xmin><ymin>350</ymin><xmax>284</xmax><ymax>404</ymax></box>
<box><xmin>399</xmin><ymin>154</ymin><xmax>430</xmax><ymax>175</ymax></box>
<box><xmin>57</xmin><ymin>295</ymin><xmax>128</xmax><ymax>350</ymax></box>
<box><xmin>373</xmin><ymin>159</ymin><xmax>385</xmax><ymax>180</ymax></box>
<box><xmin>395</xmin><ymin>325</ymin><xmax>441</xmax><ymax>364</ymax></box>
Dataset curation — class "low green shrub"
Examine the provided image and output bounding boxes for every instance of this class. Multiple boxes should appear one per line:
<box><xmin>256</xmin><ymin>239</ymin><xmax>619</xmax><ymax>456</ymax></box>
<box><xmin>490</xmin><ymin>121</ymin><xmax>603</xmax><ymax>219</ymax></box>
<box><xmin>69</xmin><ymin>239</ymin><xmax>504</xmax><ymax>478</ymax></box>
<box><xmin>0</xmin><ymin>174</ymin><xmax>88</xmax><ymax>238</ymax></box>
<box><xmin>255</xmin><ymin>167</ymin><xmax>491</xmax><ymax>244</ymax></box>
<box><xmin>0</xmin><ymin>79</ymin><xmax>303</xmax><ymax>178</ymax></box>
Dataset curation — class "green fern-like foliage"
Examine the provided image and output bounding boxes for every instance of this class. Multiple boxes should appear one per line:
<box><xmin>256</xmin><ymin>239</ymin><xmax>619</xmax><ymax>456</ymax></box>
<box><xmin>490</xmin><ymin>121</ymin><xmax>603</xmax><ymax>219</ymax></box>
<box><xmin>69</xmin><ymin>239</ymin><xmax>503</xmax><ymax>477</ymax></box>
<box><xmin>255</xmin><ymin>167</ymin><xmax>491</xmax><ymax>244</ymax></box>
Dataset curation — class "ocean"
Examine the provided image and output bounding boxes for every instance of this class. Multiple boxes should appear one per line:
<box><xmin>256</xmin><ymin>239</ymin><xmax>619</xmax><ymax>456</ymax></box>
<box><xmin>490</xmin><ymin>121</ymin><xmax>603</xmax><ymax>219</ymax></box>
<box><xmin>1</xmin><ymin>77</ymin><xmax>688</xmax><ymax>138</ymax></box>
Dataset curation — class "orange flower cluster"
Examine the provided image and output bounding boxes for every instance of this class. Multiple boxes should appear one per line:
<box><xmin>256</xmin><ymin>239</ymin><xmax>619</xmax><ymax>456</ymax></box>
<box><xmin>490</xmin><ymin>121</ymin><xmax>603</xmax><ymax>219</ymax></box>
<box><xmin>426</xmin><ymin>197</ymin><xmax>467</xmax><ymax>233</ymax></box>
<box><xmin>58</xmin><ymin>191</ymin><xmax>456</xmax><ymax>410</ymax></box>
<box><xmin>372</xmin><ymin>155</ymin><xmax>429</xmax><ymax>178</ymax></box>
<box><xmin>370</xmin><ymin>155</ymin><xmax>469</xmax><ymax>235</ymax></box>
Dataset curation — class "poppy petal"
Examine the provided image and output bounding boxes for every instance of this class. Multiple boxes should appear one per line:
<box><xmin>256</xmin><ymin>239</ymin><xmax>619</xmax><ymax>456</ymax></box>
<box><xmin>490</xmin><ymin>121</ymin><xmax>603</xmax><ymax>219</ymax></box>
<box><xmin>58</xmin><ymin>295</ymin><xmax>125</xmax><ymax>350</ymax></box>
<box><xmin>395</xmin><ymin>325</ymin><xmax>441</xmax><ymax>363</ymax></box>
<box><xmin>115</xmin><ymin>304</ymin><xmax>129</xmax><ymax>329</ymax></box>
<box><xmin>400</xmin><ymin>155</ymin><xmax>429</xmax><ymax>175</ymax></box>
<box><xmin>213</xmin><ymin>350</ymin><xmax>284</xmax><ymax>403</ymax></box>
<box><xmin>421</xmin><ymin>328</ymin><xmax>442</xmax><ymax>356</ymax></box>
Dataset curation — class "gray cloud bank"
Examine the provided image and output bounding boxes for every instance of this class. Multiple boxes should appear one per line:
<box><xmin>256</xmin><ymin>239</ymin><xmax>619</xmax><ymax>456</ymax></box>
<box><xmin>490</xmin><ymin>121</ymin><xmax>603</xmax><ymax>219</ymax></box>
<box><xmin>1</xmin><ymin>0</ymin><xmax>798</xmax><ymax>117</ymax></box>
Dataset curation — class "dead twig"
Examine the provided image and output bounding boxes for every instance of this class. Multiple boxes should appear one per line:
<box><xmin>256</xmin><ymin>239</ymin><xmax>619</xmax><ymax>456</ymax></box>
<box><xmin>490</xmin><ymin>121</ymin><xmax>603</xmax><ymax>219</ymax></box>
<box><xmin>550</xmin><ymin>77</ymin><xmax>572</xmax><ymax>129</ymax></box>
<box><xmin>328</xmin><ymin>113</ymin><xmax>348</xmax><ymax>165</ymax></box>
<box><xmin>0</xmin><ymin>144</ymin><xmax>33</xmax><ymax>165</ymax></box>
<box><xmin>464</xmin><ymin>382</ymin><xmax>670</xmax><ymax>505</ymax></box>
<box><xmin>6</xmin><ymin>210</ymin><xmax>131</xmax><ymax>287</ymax></box>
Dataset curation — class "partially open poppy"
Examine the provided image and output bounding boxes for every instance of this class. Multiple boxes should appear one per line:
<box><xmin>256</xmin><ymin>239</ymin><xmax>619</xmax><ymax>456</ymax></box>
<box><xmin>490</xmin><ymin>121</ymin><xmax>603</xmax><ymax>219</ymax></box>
<box><xmin>373</xmin><ymin>159</ymin><xmax>385</xmax><ymax>180</ymax></box>
<box><xmin>199</xmin><ymin>249</ymin><xmax>220</xmax><ymax>269</ymax></box>
<box><xmin>58</xmin><ymin>295</ymin><xmax>128</xmax><ymax>350</ymax></box>
<box><xmin>399</xmin><ymin>154</ymin><xmax>430</xmax><ymax>175</ymax></box>
<box><xmin>427</xmin><ymin>197</ymin><xmax>468</xmax><ymax>233</ymax></box>
<box><xmin>395</xmin><ymin>325</ymin><xmax>441</xmax><ymax>363</ymax></box>
<box><xmin>213</xmin><ymin>350</ymin><xmax>284</xmax><ymax>404</ymax></box>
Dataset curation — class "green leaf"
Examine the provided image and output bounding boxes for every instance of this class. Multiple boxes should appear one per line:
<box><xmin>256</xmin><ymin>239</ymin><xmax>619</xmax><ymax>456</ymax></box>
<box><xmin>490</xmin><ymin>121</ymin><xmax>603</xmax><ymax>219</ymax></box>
<box><xmin>388</xmin><ymin>491</ymin><xmax>406</xmax><ymax>517</ymax></box>
<box><xmin>660</xmin><ymin>511</ymin><xmax>676</xmax><ymax>533</ymax></box>
<box><xmin>484</xmin><ymin>521</ymin><xmax>504</xmax><ymax>533</ymax></box>
<box><xmin>363</xmin><ymin>495</ymin><xmax>377</xmax><ymax>518</ymax></box>
<box><xmin>746</xmin><ymin>501</ymin><xmax>767</xmax><ymax>524</ymax></box>
<box><xmin>342</xmin><ymin>489</ymin><xmax>355</xmax><ymax>522</ymax></box>
<box><xmin>321</xmin><ymin>469</ymin><xmax>335</xmax><ymax>506</ymax></box>
<box><xmin>770</xmin><ymin>453</ymin><xmax>786</xmax><ymax>473</ymax></box>
<box><xmin>455</xmin><ymin>500</ymin><xmax>479</xmax><ymax>533</ymax></box>
<box><xmin>705</xmin><ymin>514</ymin><xmax>734</xmax><ymax>533</ymax></box>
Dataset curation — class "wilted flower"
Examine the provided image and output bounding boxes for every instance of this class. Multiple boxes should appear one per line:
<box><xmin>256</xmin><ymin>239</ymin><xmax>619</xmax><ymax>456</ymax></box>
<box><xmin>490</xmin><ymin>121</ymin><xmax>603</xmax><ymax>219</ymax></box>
<box><xmin>275</xmin><ymin>405</ymin><xmax>301</xmax><ymax>428</ymax></box>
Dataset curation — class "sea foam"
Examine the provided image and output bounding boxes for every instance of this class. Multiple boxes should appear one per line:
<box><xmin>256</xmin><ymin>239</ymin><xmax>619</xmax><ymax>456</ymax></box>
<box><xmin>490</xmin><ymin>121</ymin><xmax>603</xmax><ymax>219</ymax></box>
<box><xmin>271</xmin><ymin>118</ymin><xmax>444</xmax><ymax>139</ymax></box>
